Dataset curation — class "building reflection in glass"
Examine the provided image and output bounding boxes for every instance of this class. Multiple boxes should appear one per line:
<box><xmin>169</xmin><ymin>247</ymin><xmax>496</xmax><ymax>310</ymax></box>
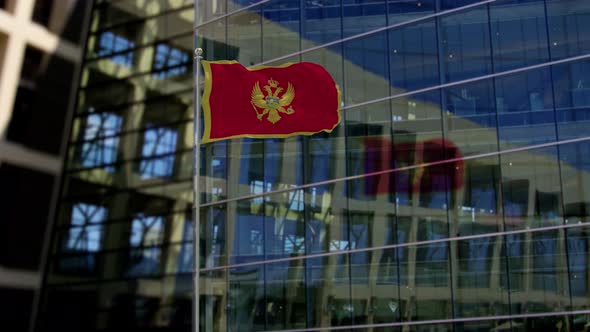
<box><xmin>37</xmin><ymin>0</ymin><xmax>590</xmax><ymax>332</ymax></box>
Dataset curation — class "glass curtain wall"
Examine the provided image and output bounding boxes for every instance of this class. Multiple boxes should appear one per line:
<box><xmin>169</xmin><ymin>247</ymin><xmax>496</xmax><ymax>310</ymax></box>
<box><xmin>37</xmin><ymin>0</ymin><xmax>590</xmax><ymax>332</ymax></box>
<box><xmin>36</xmin><ymin>0</ymin><xmax>195</xmax><ymax>331</ymax></box>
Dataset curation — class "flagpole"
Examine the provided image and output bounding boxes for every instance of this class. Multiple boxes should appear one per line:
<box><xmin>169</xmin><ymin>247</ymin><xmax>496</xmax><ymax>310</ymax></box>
<box><xmin>193</xmin><ymin>47</ymin><xmax>203</xmax><ymax>332</ymax></box>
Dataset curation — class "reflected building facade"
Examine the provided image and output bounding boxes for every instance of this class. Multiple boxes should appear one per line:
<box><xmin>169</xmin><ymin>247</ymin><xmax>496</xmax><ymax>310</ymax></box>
<box><xmin>37</xmin><ymin>0</ymin><xmax>590</xmax><ymax>332</ymax></box>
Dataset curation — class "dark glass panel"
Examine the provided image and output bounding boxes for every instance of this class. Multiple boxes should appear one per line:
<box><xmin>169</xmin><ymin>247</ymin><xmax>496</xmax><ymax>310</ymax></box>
<box><xmin>40</xmin><ymin>283</ymin><xmax>99</xmax><ymax>332</ymax></box>
<box><xmin>490</xmin><ymin>0</ymin><xmax>550</xmax><ymax>72</ymax></box>
<box><xmin>389</xmin><ymin>19</ymin><xmax>439</xmax><ymax>93</ymax></box>
<box><xmin>265</xmin><ymin>152</ymin><xmax>307</xmax><ymax>260</ymax></box>
<box><xmin>547</xmin><ymin>0</ymin><xmax>590</xmax><ymax>60</ymax></box>
<box><xmin>264</xmin><ymin>261</ymin><xmax>306</xmax><ymax>330</ymax></box>
<box><xmin>455</xmin><ymin>320</ymin><xmax>514</xmax><ymax>331</ymax></box>
<box><xmin>0</xmin><ymin>163</ymin><xmax>54</xmax><ymax>270</ymax></box>
<box><xmin>79</xmin><ymin>70</ymin><xmax>134</xmax><ymax>108</ymax></box>
<box><xmin>443</xmin><ymin>78</ymin><xmax>498</xmax><ymax>156</ymax></box>
<box><xmin>567</xmin><ymin>227</ymin><xmax>590</xmax><ymax>311</ymax></box>
<box><xmin>202</xmin><ymin>206</ymin><xmax>227</xmax><ymax>270</ymax></box>
<box><xmin>303</xmin><ymin>0</ymin><xmax>342</xmax><ymax>45</ymax></box>
<box><xmin>391</xmin><ymin>90</ymin><xmax>444</xmax><ymax>216</ymax></box>
<box><xmin>227</xmin><ymin>264</ymin><xmax>265</xmax><ymax>331</ymax></box>
<box><xmin>305</xmin><ymin>254</ymin><xmax>352</xmax><ymax>328</ymax></box>
<box><xmin>495</xmin><ymin>68</ymin><xmax>556</xmax><ymax>149</ymax></box>
<box><xmin>343</xmin><ymin>0</ymin><xmax>387</xmax><ymax>37</ymax></box>
<box><xmin>346</xmin><ymin>101</ymin><xmax>392</xmax><ymax>201</ymax></box>
<box><xmin>388</xmin><ymin>0</ymin><xmax>435</xmax><ymax>25</ymax></box>
<box><xmin>553</xmin><ymin>59</ymin><xmax>590</xmax><ymax>140</ymax></box>
<box><xmin>302</xmin><ymin>46</ymin><xmax>345</xmax><ymax>94</ymax></box>
<box><xmin>343</xmin><ymin>31</ymin><xmax>389</xmax><ymax>106</ymax></box>
<box><xmin>501</xmin><ymin>146</ymin><xmax>563</xmax><ymax>230</ymax></box>
<box><xmin>505</xmin><ymin>230</ymin><xmax>570</xmax><ymax>316</ymax></box>
<box><xmin>0</xmin><ymin>288</ymin><xmax>34</xmax><ymax>331</ymax></box>
<box><xmin>32</xmin><ymin>0</ymin><xmax>54</xmax><ymax>27</ymax></box>
<box><xmin>441</xmin><ymin>0</ymin><xmax>489</xmax><ymax>10</ymax></box>
<box><xmin>394</xmin><ymin>224</ymin><xmax>452</xmax><ymax>322</ymax></box>
<box><xmin>201</xmin><ymin>270</ymin><xmax>227</xmax><ymax>332</ymax></box>
<box><xmin>440</xmin><ymin>5</ymin><xmax>492</xmax><ymax>82</ymax></box>
<box><xmin>197</xmin><ymin>22</ymin><xmax>233</xmax><ymax>61</ymax></box>
<box><xmin>262</xmin><ymin>0</ymin><xmax>301</xmax><ymax>62</ymax></box>
<box><xmin>456</xmin><ymin>157</ymin><xmax>503</xmax><ymax>236</ymax></box>
<box><xmin>559</xmin><ymin>141</ymin><xmax>590</xmax><ymax>225</ymax></box>
<box><xmin>454</xmin><ymin>234</ymin><xmax>510</xmax><ymax>318</ymax></box>
<box><xmin>7</xmin><ymin>47</ymin><xmax>75</xmax><ymax>154</ymax></box>
<box><xmin>85</xmin><ymin>33</ymin><xmax>193</xmax><ymax>82</ymax></box>
<box><xmin>228</xmin><ymin>198</ymin><xmax>265</xmax><ymax>266</ymax></box>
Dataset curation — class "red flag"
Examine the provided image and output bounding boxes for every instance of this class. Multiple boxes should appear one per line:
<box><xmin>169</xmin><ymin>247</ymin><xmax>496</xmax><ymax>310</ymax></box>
<box><xmin>200</xmin><ymin>61</ymin><xmax>341</xmax><ymax>143</ymax></box>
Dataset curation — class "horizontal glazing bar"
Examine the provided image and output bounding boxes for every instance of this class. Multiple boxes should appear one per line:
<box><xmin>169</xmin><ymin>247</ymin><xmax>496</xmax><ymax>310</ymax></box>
<box><xmin>194</xmin><ymin>0</ymin><xmax>271</xmax><ymax>28</ymax></box>
<box><xmin>200</xmin><ymin>219</ymin><xmax>590</xmax><ymax>273</ymax></box>
<box><xmin>254</xmin><ymin>0</ymin><xmax>496</xmax><ymax>67</ymax></box>
<box><xmin>199</xmin><ymin>135</ymin><xmax>590</xmax><ymax>208</ymax></box>
<box><xmin>342</xmin><ymin>52</ymin><xmax>590</xmax><ymax>111</ymax></box>
<box><xmin>262</xmin><ymin>309</ymin><xmax>590</xmax><ymax>332</ymax></box>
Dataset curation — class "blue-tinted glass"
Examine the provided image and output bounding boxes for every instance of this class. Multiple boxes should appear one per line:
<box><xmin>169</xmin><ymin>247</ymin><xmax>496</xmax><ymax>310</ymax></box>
<box><xmin>457</xmin><ymin>157</ymin><xmax>502</xmax><ymax>233</ymax></box>
<box><xmin>303</xmin><ymin>0</ymin><xmax>342</xmax><ymax>44</ymax></box>
<box><xmin>152</xmin><ymin>44</ymin><xmax>189</xmax><ymax>79</ymax></box>
<box><xmin>139</xmin><ymin>126</ymin><xmax>178</xmax><ymax>178</ymax></box>
<box><xmin>79</xmin><ymin>112</ymin><xmax>122</xmax><ymax>170</ymax></box>
<box><xmin>387</xmin><ymin>0</ymin><xmax>435</xmax><ymax>25</ymax></box>
<box><xmin>553</xmin><ymin>59</ymin><xmax>590</xmax><ymax>140</ymax></box>
<box><xmin>440</xmin><ymin>6</ymin><xmax>492</xmax><ymax>82</ymax></box>
<box><xmin>344</xmin><ymin>31</ymin><xmax>389</xmax><ymax>105</ymax></box>
<box><xmin>66</xmin><ymin>203</ymin><xmax>106</xmax><ymax>252</ymax></box>
<box><xmin>547</xmin><ymin>0</ymin><xmax>590</xmax><ymax>60</ymax></box>
<box><xmin>61</xmin><ymin>203</ymin><xmax>107</xmax><ymax>272</ymax></box>
<box><xmin>342</xmin><ymin>0</ymin><xmax>387</xmax><ymax>37</ymax></box>
<box><xmin>127</xmin><ymin>214</ymin><xmax>164</xmax><ymax>276</ymax></box>
<box><xmin>390</xmin><ymin>19</ymin><xmax>439</xmax><ymax>92</ymax></box>
<box><xmin>97</xmin><ymin>31</ymin><xmax>135</xmax><ymax>66</ymax></box>
<box><xmin>441</xmin><ymin>0</ymin><xmax>488</xmax><ymax>10</ymax></box>
<box><xmin>443</xmin><ymin>79</ymin><xmax>498</xmax><ymax>155</ymax></box>
<box><xmin>490</xmin><ymin>0</ymin><xmax>549</xmax><ymax>72</ymax></box>
<box><xmin>495</xmin><ymin>68</ymin><xmax>556</xmax><ymax>148</ymax></box>
<box><xmin>532</xmin><ymin>231</ymin><xmax>558</xmax><ymax>292</ymax></box>
<box><xmin>501</xmin><ymin>233</ymin><xmax>524</xmax><ymax>290</ymax></box>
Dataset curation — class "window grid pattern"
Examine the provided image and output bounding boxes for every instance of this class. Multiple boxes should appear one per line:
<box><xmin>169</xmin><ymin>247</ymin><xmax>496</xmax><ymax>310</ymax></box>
<box><xmin>39</xmin><ymin>0</ymin><xmax>590</xmax><ymax>332</ymax></box>
<box><xmin>79</xmin><ymin>111</ymin><xmax>122</xmax><ymax>170</ymax></box>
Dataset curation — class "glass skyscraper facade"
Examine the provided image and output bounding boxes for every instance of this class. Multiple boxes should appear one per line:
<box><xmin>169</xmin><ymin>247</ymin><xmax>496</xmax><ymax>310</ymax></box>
<box><xmin>37</xmin><ymin>0</ymin><xmax>590</xmax><ymax>331</ymax></box>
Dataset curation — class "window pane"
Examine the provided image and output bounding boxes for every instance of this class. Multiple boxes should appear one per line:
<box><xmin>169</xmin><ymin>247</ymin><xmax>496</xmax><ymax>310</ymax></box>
<box><xmin>440</xmin><ymin>6</ymin><xmax>492</xmax><ymax>82</ymax></box>
<box><xmin>490</xmin><ymin>0</ymin><xmax>549</xmax><ymax>72</ymax></box>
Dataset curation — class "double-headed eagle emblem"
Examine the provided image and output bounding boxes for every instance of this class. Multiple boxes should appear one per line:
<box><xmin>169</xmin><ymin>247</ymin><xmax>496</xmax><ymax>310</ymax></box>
<box><xmin>251</xmin><ymin>78</ymin><xmax>295</xmax><ymax>124</ymax></box>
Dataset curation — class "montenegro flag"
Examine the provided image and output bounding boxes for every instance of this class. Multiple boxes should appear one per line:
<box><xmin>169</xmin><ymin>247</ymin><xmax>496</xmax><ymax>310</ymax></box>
<box><xmin>200</xmin><ymin>61</ymin><xmax>341</xmax><ymax>143</ymax></box>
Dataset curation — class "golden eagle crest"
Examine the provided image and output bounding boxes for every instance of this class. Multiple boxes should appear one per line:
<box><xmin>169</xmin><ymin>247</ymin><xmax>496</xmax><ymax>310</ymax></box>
<box><xmin>251</xmin><ymin>78</ymin><xmax>295</xmax><ymax>124</ymax></box>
